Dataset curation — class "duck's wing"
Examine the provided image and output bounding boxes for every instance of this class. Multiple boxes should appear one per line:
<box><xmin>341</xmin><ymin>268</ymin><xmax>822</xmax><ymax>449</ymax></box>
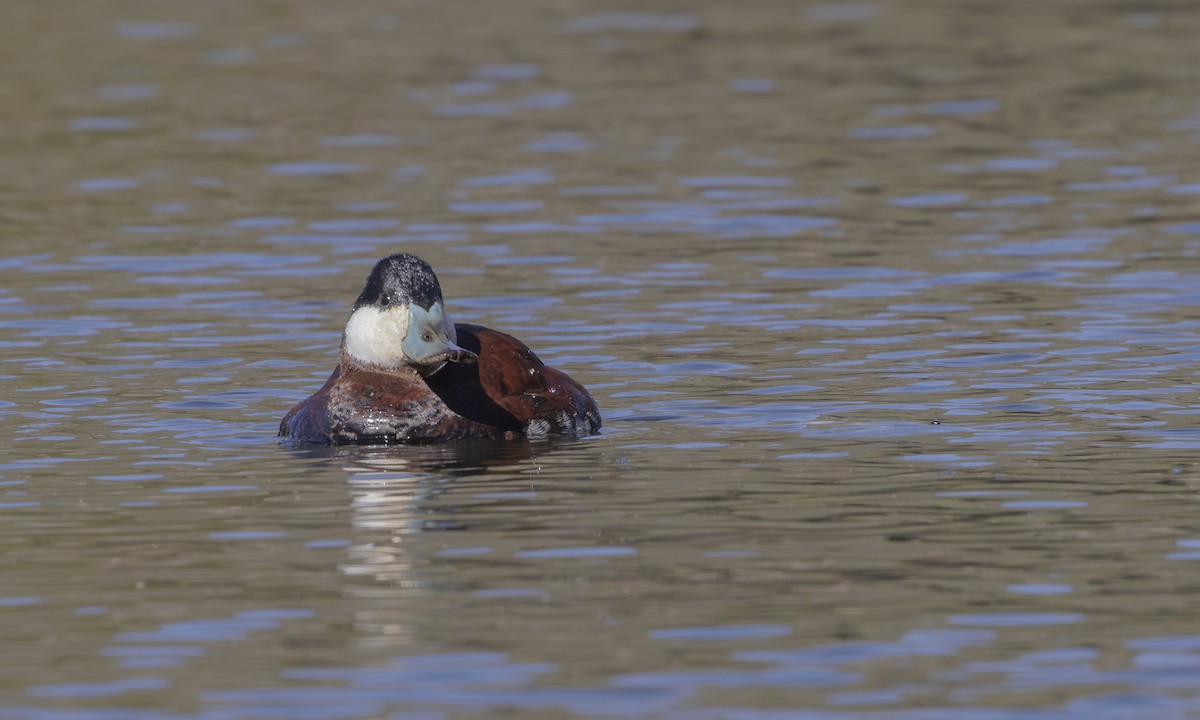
<box><xmin>454</xmin><ymin>323</ymin><xmax>601</xmax><ymax>437</ymax></box>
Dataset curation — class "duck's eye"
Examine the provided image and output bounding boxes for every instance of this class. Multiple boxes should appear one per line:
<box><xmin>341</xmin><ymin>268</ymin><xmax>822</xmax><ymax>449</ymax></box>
<box><xmin>422</xmin><ymin>332</ymin><xmax>434</xmax><ymax>343</ymax></box>
<box><xmin>379</xmin><ymin>295</ymin><xmax>390</xmax><ymax>307</ymax></box>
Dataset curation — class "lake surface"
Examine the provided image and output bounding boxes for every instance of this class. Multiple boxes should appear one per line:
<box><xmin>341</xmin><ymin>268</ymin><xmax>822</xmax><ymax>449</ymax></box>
<box><xmin>5</xmin><ymin>1</ymin><xmax>1200</xmax><ymax>718</ymax></box>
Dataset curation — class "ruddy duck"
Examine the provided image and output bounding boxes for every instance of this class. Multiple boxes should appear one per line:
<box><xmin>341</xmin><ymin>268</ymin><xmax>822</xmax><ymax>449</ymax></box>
<box><xmin>279</xmin><ymin>253</ymin><xmax>601</xmax><ymax>444</ymax></box>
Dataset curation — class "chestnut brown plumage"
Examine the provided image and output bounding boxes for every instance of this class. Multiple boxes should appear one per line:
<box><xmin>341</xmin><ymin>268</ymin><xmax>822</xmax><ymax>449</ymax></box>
<box><xmin>279</xmin><ymin>254</ymin><xmax>601</xmax><ymax>445</ymax></box>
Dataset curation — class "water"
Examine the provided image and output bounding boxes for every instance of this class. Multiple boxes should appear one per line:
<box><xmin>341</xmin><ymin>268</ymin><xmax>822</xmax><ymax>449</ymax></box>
<box><xmin>4</xmin><ymin>1</ymin><xmax>1200</xmax><ymax>717</ymax></box>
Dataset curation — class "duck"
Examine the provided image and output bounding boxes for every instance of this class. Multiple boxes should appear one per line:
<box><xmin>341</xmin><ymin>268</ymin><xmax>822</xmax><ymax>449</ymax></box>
<box><xmin>279</xmin><ymin>253</ymin><xmax>601</xmax><ymax>445</ymax></box>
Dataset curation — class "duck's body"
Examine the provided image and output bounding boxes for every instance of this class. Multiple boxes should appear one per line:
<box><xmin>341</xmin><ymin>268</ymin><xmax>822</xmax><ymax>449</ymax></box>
<box><xmin>279</xmin><ymin>255</ymin><xmax>600</xmax><ymax>445</ymax></box>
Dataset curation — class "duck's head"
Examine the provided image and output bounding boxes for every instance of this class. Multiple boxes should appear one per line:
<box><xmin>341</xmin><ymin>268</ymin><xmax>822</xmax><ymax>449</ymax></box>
<box><xmin>342</xmin><ymin>253</ymin><xmax>477</xmax><ymax>375</ymax></box>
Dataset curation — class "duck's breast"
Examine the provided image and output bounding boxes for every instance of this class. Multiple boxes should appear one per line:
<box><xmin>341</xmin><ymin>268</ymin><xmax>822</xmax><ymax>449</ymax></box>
<box><xmin>281</xmin><ymin>361</ymin><xmax>510</xmax><ymax>443</ymax></box>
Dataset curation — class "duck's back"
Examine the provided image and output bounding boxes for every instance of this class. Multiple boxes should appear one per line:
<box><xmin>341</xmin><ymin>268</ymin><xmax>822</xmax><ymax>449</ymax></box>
<box><xmin>432</xmin><ymin>323</ymin><xmax>601</xmax><ymax>438</ymax></box>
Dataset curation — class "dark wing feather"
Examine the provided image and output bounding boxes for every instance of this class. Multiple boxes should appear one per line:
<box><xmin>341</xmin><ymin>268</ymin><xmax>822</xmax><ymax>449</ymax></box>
<box><xmin>452</xmin><ymin>324</ymin><xmax>601</xmax><ymax>437</ymax></box>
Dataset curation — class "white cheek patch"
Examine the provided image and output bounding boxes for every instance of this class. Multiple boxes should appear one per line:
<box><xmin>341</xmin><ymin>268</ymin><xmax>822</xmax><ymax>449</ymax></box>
<box><xmin>343</xmin><ymin>306</ymin><xmax>410</xmax><ymax>368</ymax></box>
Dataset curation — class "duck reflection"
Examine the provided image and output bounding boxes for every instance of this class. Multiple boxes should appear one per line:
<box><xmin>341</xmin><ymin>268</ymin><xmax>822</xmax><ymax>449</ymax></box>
<box><xmin>283</xmin><ymin>436</ymin><xmax>572</xmax><ymax>476</ymax></box>
<box><xmin>281</xmin><ymin>438</ymin><xmax>586</xmax><ymax>597</ymax></box>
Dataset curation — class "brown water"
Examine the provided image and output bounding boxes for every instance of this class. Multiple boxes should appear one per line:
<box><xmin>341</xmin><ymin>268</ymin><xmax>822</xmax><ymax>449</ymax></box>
<box><xmin>5</xmin><ymin>1</ymin><xmax>1200</xmax><ymax>718</ymax></box>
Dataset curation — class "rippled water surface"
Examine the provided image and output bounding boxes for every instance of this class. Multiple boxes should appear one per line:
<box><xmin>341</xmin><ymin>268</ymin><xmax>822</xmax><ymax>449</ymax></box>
<box><xmin>7</xmin><ymin>1</ymin><xmax>1200</xmax><ymax>718</ymax></box>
